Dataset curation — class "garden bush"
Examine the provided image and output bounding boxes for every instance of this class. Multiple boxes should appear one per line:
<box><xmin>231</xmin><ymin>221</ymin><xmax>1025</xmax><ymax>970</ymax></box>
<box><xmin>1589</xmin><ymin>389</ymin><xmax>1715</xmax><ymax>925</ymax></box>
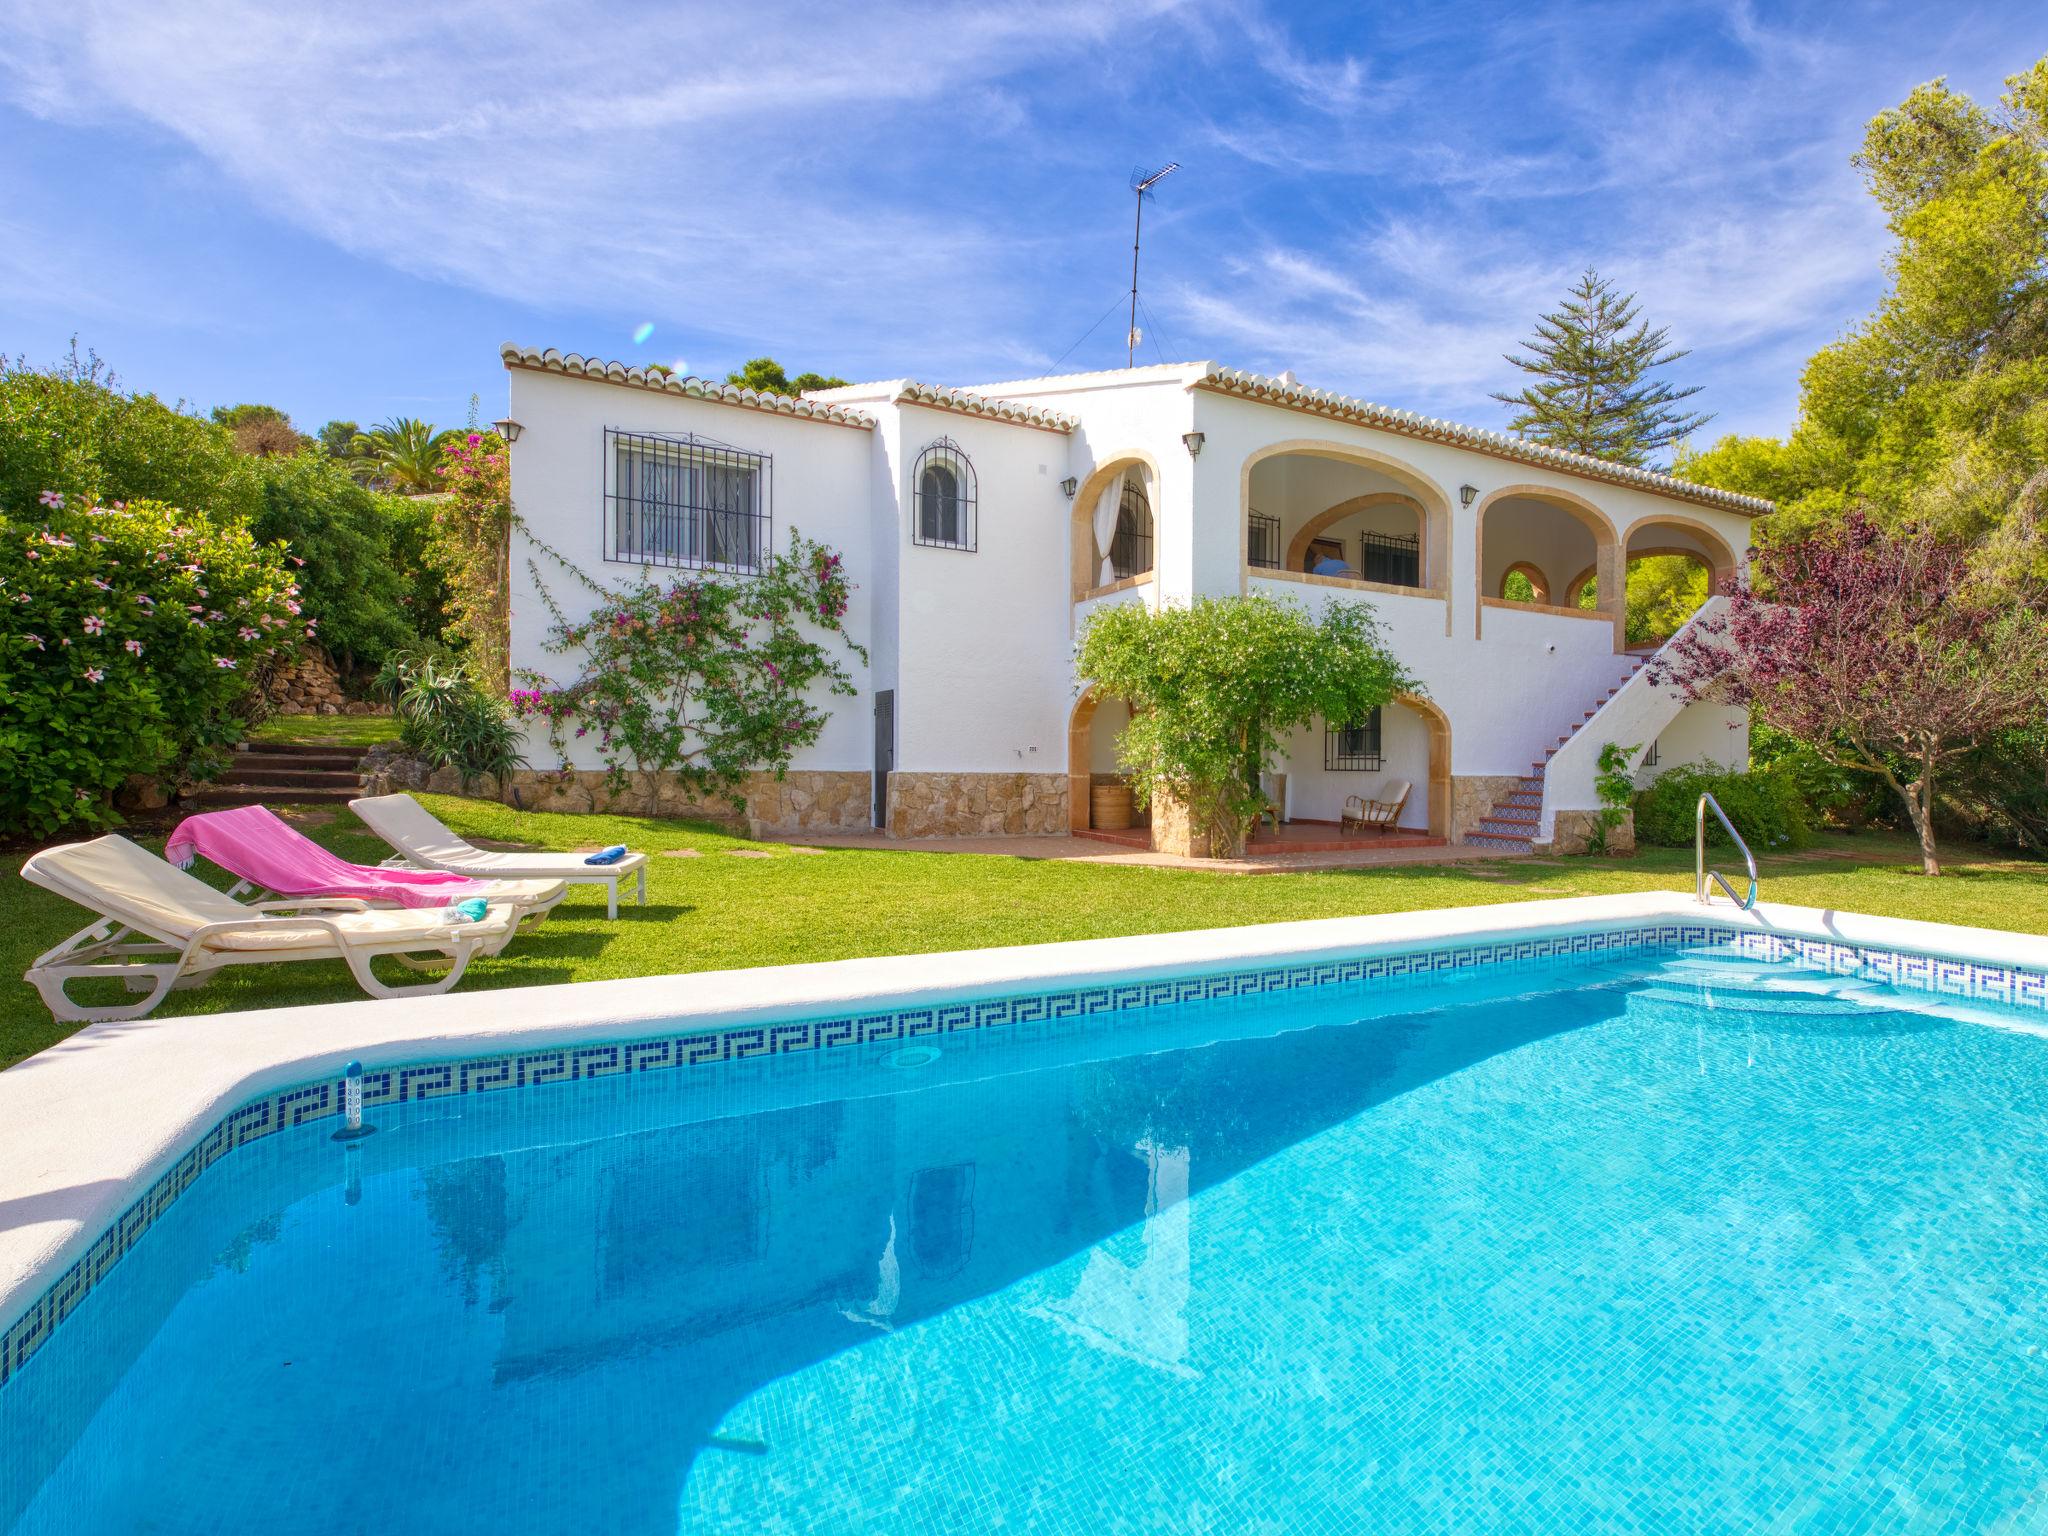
<box><xmin>376</xmin><ymin>648</ymin><xmax>524</xmax><ymax>788</ymax></box>
<box><xmin>0</xmin><ymin>492</ymin><xmax>301</xmax><ymax>836</ymax></box>
<box><xmin>0</xmin><ymin>350</ymin><xmax>442</xmax><ymax>680</ymax></box>
<box><xmin>1632</xmin><ymin>761</ymin><xmax>1813</xmax><ymax>852</ymax></box>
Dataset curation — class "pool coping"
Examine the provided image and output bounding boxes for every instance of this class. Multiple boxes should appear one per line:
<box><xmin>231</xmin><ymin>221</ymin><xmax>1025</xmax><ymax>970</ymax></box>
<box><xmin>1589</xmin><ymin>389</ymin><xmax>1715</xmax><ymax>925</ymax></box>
<box><xmin>3</xmin><ymin>891</ymin><xmax>2045</xmax><ymax>1345</ymax></box>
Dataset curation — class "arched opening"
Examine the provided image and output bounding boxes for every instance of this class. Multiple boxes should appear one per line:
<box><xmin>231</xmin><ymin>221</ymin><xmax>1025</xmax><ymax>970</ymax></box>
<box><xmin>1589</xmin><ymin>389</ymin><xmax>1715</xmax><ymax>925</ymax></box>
<box><xmin>1070</xmin><ymin>456</ymin><xmax>1160</xmax><ymax>601</ymax></box>
<box><xmin>1265</xmin><ymin>691</ymin><xmax>1451</xmax><ymax>839</ymax></box>
<box><xmin>1574</xmin><ymin>519</ymin><xmax>1741</xmax><ymax>649</ymax></box>
<box><xmin>1239</xmin><ymin>442</ymin><xmax>1450</xmax><ymax>597</ymax></box>
<box><xmin>912</xmin><ymin>437</ymin><xmax>976</xmax><ymax>551</ymax></box>
<box><xmin>1067</xmin><ymin>686</ymin><xmax>1145</xmax><ymax>834</ymax></box>
<box><xmin>1498</xmin><ymin>561</ymin><xmax>1551</xmax><ymax>605</ymax></box>
<box><xmin>1474</xmin><ymin>485</ymin><xmax>1622</xmax><ymax>648</ymax></box>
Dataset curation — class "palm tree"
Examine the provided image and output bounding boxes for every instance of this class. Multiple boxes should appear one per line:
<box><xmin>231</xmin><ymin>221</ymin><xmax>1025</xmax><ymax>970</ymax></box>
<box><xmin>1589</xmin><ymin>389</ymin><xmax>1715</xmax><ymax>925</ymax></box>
<box><xmin>350</xmin><ymin>417</ymin><xmax>459</xmax><ymax>493</ymax></box>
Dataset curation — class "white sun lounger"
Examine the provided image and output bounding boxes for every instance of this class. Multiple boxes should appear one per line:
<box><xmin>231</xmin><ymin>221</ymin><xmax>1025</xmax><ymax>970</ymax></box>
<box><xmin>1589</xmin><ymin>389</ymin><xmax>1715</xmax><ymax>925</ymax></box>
<box><xmin>349</xmin><ymin>793</ymin><xmax>650</xmax><ymax>919</ymax></box>
<box><xmin>21</xmin><ymin>835</ymin><xmax>519</xmax><ymax>1023</ymax></box>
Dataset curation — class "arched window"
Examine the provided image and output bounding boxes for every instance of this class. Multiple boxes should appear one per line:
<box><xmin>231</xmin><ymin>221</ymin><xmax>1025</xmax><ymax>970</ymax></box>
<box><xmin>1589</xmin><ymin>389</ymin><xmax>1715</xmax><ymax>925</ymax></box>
<box><xmin>1111</xmin><ymin>477</ymin><xmax>1153</xmax><ymax>580</ymax></box>
<box><xmin>912</xmin><ymin>438</ymin><xmax>976</xmax><ymax>551</ymax></box>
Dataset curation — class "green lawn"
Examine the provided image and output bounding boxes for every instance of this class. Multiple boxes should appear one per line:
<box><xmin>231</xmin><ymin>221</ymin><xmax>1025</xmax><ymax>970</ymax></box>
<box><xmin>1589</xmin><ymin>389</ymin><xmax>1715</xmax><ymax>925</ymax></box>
<box><xmin>3</xmin><ymin>794</ymin><xmax>2044</xmax><ymax>1070</ymax></box>
<box><xmin>245</xmin><ymin>713</ymin><xmax>402</xmax><ymax>747</ymax></box>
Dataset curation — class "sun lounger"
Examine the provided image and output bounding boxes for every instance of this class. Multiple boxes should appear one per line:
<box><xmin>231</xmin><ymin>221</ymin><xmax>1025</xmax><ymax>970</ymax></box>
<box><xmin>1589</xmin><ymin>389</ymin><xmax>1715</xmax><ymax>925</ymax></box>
<box><xmin>349</xmin><ymin>793</ymin><xmax>649</xmax><ymax>919</ymax></box>
<box><xmin>165</xmin><ymin>805</ymin><xmax>564</xmax><ymax>946</ymax></box>
<box><xmin>21</xmin><ymin>835</ymin><xmax>518</xmax><ymax>1022</ymax></box>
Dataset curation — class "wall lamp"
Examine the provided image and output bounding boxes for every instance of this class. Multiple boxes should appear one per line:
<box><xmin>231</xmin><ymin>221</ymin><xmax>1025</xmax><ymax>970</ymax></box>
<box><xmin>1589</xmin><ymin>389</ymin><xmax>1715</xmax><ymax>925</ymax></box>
<box><xmin>1459</xmin><ymin>483</ymin><xmax>1478</xmax><ymax>507</ymax></box>
<box><xmin>1182</xmin><ymin>431</ymin><xmax>1205</xmax><ymax>458</ymax></box>
<box><xmin>1060</xmin><ymin>476</ymin><xmax>1079</xmax><ymax>499</ymax></box>
<box><xmin>492</xmin><ymin>417</ymin><xmax>524</xmax><ymax>444</ymax></box>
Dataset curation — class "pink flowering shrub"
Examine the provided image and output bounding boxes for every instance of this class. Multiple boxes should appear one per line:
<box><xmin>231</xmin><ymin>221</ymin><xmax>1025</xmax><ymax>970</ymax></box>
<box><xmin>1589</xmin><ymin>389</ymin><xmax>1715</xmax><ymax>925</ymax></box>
<box><xmin>516</xmin><ymin>529</ymin><xmax>864</xmax><ymax>808</ymax></box>
<box><xmin>0</xmin><ymin>492</ymin><xmax>299</xmax><ymax>834</ymax></box>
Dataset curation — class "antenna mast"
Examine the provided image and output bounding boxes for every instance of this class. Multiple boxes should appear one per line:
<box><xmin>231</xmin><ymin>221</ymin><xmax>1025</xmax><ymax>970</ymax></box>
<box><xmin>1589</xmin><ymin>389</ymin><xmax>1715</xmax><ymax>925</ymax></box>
<box><xmin>1127</xmin><ymin>162</ymin><xmax>1179</xmax><ymax>367</ymax></box>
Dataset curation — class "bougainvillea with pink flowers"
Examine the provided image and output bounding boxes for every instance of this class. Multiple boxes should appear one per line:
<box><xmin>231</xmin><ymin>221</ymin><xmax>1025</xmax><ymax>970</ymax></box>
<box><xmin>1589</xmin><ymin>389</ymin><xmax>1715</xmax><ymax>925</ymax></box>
<box><xmin>0</xmin><ymin>492</ymin><xmax>301</xmax><ymax>834</ymax></box>
<box><xmin>429</xmin><ymin>431</ymin><xmax>513</xmax><ymax>692</ymax></box>
<box><xmin>515</xmin><ymin>528</ymin><xmax>864</xmax><ymax>809</ymax></box>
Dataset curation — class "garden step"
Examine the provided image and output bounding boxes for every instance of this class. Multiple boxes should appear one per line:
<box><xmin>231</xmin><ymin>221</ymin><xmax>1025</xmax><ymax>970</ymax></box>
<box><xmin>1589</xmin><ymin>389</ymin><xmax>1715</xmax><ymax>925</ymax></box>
<box><xmin>230</xmin><ymin>752</ymin><xmax>361</xmax><ymax>774</ymax></box>
<box><xmin>235</xmin><ymin>740</ymin><xmax>369</xmax><ymax>760</ymax></box>
<box><xmin>186</xmin><ymin>784</ymin><xmax>360</xmax><ymax>808</ymax></box>
<box><xmin>220</xmin><ymin>767</ymin><xmax>360</xmax><ymax>789</ymax></box>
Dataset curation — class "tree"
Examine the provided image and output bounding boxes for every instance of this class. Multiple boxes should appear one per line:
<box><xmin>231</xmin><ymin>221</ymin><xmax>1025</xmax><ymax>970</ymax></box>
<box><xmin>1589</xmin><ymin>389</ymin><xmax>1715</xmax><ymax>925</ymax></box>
<box><xmin>317</xmin><ymin>419</ymin><xmax>360</xmax><ymax>460</ymax></box>
<box><xmin>1652</xmin><ymin>511</ymin><xmax>2048</xmax><ymax>875</ymax></box>
<box><xmin>1493</xmin><ymin>269</ymin><xmax>1711</xmax><ymax>467</ymax></box>
<box><xmin>724</xmin><ymin>357</ymin><xmax>850</xmax><ymax>397</ymax></box>
<box><xmin>350</xmin><ymin>417</ymin><xmax>458</xmax><ymax>493</ymax></box>
<box><xmin>247</xmin><ymin>455</ymin><xmax>422</xmax><ymax>672</ymax></box>
<box><xmin>1076</xmin><ymin>595</ymin><xmax>1417</xmax><ymax>858</ymax></box>
<box><xmin>1678</xmin><ymin>59</ymin><xmax>2048</xmax><ymax>572</ymax></box>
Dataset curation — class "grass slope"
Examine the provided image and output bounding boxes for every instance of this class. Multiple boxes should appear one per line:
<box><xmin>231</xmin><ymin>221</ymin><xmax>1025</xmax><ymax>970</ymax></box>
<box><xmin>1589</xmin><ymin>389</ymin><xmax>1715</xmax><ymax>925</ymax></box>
<box><xmin>2</xmin><ymin>794</ymin><xmax>2043</xmax><ymax>1070</ymax></box>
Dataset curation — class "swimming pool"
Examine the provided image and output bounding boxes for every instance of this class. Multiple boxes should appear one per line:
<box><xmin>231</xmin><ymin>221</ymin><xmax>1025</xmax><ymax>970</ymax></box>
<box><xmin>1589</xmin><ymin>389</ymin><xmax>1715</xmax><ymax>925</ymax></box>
<box><xmin>5</xmin><ymin>915</ymin><xmax>2048</xmax><ymax>1533</ymax></box>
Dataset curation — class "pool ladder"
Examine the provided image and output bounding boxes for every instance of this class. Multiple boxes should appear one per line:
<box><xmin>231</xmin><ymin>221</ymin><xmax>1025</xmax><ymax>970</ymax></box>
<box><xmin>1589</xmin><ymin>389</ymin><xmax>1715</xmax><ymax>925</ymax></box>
<box><xmin>1696</xmin><ymin>793</ymin><xmax>1758</xmax><ymax>910</ymax></box>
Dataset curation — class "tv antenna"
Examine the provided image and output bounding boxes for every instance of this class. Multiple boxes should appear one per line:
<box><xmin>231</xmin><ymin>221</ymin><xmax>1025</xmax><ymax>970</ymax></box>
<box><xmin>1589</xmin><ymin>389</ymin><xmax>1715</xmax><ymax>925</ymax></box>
<box><xmin>1127</xmin><ymin>163</ymin><xmax>1179</xmax><ymax>367</ymax></box>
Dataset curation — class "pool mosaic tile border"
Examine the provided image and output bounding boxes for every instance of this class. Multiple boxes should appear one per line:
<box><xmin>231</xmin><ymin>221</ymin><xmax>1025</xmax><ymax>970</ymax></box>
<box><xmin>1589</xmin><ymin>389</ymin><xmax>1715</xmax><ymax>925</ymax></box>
<box><xmin>1727</xmin><ymin>931</ymin><xmax>2048</xmax><ymax>1012</ymax></box>
<box><xmin>6</xmin><ymin>917</ymin><xmax>2045</xmax><ymax>1387</ymax></box>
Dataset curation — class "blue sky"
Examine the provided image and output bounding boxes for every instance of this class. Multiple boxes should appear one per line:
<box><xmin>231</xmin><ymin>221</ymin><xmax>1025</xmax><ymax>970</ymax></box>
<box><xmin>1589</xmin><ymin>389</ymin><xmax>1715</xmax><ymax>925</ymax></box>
<box><xmin>1</xmin><ymin>1</ymin><xmax>2042</xmax><ymax>444</ymax></box>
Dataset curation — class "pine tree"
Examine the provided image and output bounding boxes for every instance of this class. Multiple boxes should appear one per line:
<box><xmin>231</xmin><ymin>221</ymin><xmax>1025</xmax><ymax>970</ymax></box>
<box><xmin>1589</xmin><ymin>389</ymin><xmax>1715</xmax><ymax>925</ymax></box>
<box><xmin>1492</xmin><ymin>270</ymin><xmax>1711</xmax><ymax>467</ymax></box>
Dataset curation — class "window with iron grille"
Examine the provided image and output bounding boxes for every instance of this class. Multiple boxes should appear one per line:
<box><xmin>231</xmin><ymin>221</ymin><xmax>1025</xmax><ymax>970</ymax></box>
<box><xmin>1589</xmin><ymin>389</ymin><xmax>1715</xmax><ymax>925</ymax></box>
<box><xmin>1111</xmin><ymin>478</ymin><xmax>1153</xmax><ymax>580</ymax></box>
<box><xmin>1359</xmin><ymin>529</ymin><xmax>1421</xmax><ymax>587</ymax></box>
<box><xmin>1247</xmin><ymin>512</ymin><xmax>1281</xmax><ymax>569</ymax></box>
<box><xmin>605</xmin><ymin>428</ymin><xmax>771</xmax><ymax>573</ymax></box>
<box><xmin>1326</xmin><ymin>707</ymin><xmax>1384</xmax><ymax>771</ymax></box>
<box><xmin>911</xmin><ymin>438</ymin><xmax>977</xmax><ymax>551</ymax></box>
<box><xmin>1643</xmin><ymin>740</ymin><xmax>1660</xmax><ymax>768</ymax></box>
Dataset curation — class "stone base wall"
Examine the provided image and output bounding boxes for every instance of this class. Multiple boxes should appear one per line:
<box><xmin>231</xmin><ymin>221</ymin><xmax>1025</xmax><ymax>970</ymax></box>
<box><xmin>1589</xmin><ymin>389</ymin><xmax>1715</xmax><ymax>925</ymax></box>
<box><xmin>888</xmin><ymin>772</ymin><xmax>1067</xmax><ymax>838</ymax></box>
<box><xmin>497</xmin><ymin>768</ymin><xmax>871</xmax><ymax>833</ymax></box>
<box><xmin>1542</xmin><ymin>808</ymin><xmax>1636</xmax><ymax>856</ymax></box>
<box><xmin>1450</xmin><ymin>776</ymin><xmax>1523</xmax><ymax>842</ymax></box>
<box><xmin>1150</xmin><ymin>791</ymin><xmax>1248</xmax><ymax>859</ymax></box>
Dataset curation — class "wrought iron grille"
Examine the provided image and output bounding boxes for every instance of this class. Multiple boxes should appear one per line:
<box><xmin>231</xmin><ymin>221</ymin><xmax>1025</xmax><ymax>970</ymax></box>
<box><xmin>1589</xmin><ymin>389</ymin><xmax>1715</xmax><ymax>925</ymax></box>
<box><xmin>1326</xmin><ymin>707</ymin><xmax>1385</xmax><ymax>771</ymax></box>
<box><xmin>911</xmin><ymin>438</ymin><xmax>977</xmax><ymax>551</ymax></box>
<box><xmin>1111</xmin><ymin>478</ymin><xmax>1154</xmax><ymax>581</ymax></box>
<box><xmin>604</xmin><ymin>428</ymin><xmax>771</xmax><ymax>572</ymax></box>
<box><xmin>1359</xmin><ymin>529</ymin><xmax>1421</xmax><ymax>587</ymax></box>
<box><xmin>1247</xmin><ymin>512</ymin><xmax>1282</xmax><ymax>569</ymax></box>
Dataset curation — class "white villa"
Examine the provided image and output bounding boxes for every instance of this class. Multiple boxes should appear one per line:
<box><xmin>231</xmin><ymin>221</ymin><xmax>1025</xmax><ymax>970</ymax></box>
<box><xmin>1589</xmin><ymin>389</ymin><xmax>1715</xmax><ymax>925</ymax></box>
<box><xmin>498</xmin><ymin>344</ymin><xmax>1768</xmax><ymax>855</ymax></box>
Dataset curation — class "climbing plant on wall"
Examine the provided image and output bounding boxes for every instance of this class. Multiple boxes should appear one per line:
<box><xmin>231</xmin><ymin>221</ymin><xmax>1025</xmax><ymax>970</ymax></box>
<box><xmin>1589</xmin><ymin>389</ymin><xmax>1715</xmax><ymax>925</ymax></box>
<box><xmin>513</xmin><ymin>528</ymin><xmax>865</xmax><ymax>809</ymax></box>
<box><xmin>429</xmin><ymin>431</ymin><xmax>514</xmax><ymax>692</ymax></box>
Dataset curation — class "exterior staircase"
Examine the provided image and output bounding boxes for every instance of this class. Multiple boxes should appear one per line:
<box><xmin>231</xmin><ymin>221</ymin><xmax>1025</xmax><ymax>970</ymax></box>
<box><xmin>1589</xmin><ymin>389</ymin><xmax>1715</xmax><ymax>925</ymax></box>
<box><xmin>1466</xmin><ymin>654</ymin><xmax>1653</xmax><ymax>852</ymax></box>
<box><xmin>185</xmin><ymin>740</ymin><xmax>369</xmax><ymax>809</ymax></box>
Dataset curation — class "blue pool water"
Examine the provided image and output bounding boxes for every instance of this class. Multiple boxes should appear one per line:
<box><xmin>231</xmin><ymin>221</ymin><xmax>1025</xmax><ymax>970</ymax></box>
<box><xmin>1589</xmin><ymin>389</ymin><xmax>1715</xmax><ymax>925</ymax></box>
<box><xmin>5</xmin><ymin>943</ymin><xmax>2048</xmax><ymax>1533</ymax></box>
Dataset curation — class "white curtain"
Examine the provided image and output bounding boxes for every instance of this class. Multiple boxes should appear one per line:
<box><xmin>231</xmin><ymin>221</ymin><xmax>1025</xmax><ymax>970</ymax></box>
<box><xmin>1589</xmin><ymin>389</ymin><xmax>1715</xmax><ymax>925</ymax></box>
<box><xmin>1091</xmin><ymin>471</ymin><xmax>1126</xmax><ymax>586</ymax></box>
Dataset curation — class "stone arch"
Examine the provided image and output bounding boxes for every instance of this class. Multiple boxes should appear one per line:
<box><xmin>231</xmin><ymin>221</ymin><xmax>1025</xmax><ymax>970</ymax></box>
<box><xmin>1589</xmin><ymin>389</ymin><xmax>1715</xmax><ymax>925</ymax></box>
<box><xmin>1564</xmin><ymin>563</ymin><xmax>1598</xmax><ymax>607</ymax></box>
<box><xmin>1498</xmin><ymin>560</ymin><xmax>1552</xmax><ymax>604</ymax></box>
<box><xmin>1622</xmin><ymin>512</ymin><xmax>1742</xmax><ymax>591</ymax></box>
<box><xmin>1393</xmin><ymin>692</ymin><xmax>1452</xmax><ymax>839</ymax></box>
<box><xmin>1067</xmin><ymin>685</ymin><xmax>1103</xmax><ymax>833</ymax></box>
<box><xmin>1071</xmin><ymin>450</ymin><xmax>1165</xmax><ymax>602</ymax></box>
<box><xmin>1473</xmin><ymin>483</ymin><xmax>1624</xmax><ymax>649</ymax></box>
<box><xmin>1237</xmin><ymin>438</ymin><xmax>1453</xmax><ymax>595</ymax></box>
<box><xmin>1282</xmin><ymin>493</ymin><xmax>1431</xmax><ymax>582</ymax></box>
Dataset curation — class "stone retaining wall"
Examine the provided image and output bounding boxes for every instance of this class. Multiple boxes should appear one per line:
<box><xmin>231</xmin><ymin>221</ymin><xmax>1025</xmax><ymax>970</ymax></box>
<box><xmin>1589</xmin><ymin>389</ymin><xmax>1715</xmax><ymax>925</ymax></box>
<box><xmin>887</xmin><ymin>772</ymin><xmax>1067</xmax><ymax>838</ymax></box>
<box><xmin>1450</xmin><ymin>775</ymin><xmax>1523</xmax><ymax>842</ymax></box>
<box><xmin>499</xmin><ymin>768</ymin><xmax>871</xmax><ymax>834</ymax></box>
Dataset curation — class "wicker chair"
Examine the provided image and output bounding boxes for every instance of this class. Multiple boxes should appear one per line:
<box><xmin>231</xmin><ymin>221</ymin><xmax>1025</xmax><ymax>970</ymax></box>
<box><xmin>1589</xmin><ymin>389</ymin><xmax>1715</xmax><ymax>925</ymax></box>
<box><xmin>1341</xmin><ymin>779</ymin><xmax>1413</xmax><ymax>836</ymax></box>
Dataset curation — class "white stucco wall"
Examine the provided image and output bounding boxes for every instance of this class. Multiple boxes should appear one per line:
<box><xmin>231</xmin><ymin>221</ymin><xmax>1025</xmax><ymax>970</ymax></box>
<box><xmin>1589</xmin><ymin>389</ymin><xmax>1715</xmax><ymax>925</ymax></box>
<box><xmin>503</xmin><ymin>366</ymin><xmax>878</xmax><ymax>774</ymax></box>
<box><xmin>880</xmin><ymin>402</ymin><xmax>1079</xmax><ymax>774</ymax></box>
<box><xmin>505</xmin><ymin>358</ymin><xmax>1765</xmax><ymax>821</ymax></box>
<box><xmin>1275</xmin><ymin>700</ymin><xmax>1432</xmax><ymax>827</ymax></box>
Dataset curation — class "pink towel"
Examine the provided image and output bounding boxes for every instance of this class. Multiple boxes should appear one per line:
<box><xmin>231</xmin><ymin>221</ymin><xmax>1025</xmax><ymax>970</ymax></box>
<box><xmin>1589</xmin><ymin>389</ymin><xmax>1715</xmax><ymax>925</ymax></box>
<box><xmin>164</xmin><ymin>805</ymin><xmax>493</xmax><ymax>910</ymax></box>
